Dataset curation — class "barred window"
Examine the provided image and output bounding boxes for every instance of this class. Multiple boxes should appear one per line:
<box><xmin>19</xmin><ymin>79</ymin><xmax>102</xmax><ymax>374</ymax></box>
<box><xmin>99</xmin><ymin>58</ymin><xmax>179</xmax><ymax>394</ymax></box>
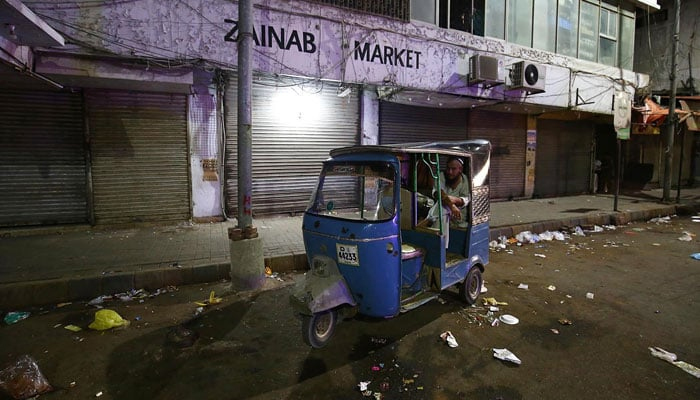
<box><xmin>310</xmin><ymin>0</ymin><xmax>410</xmax><ymax>21</ymax></box>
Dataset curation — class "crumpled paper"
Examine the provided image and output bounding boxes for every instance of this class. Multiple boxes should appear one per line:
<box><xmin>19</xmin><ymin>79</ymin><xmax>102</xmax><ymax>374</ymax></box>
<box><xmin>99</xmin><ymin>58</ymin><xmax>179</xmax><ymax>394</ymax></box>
<box><xmin>492</xmin><ymin>348</ymin><xmax>521</xmax><ymax>365</ymax></box>
<box><xmin>440</xmin><ymin>331</ymin><xmax>458</xmax><ymax>348</ymax></box>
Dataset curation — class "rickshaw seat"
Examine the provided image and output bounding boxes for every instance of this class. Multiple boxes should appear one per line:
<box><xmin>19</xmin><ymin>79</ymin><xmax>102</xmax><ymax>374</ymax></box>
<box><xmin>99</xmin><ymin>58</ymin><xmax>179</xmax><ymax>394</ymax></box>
<box><xmin>401</xmin><ymin>244</ymin><xmax>424</xmax><ymax>260</ymax></box>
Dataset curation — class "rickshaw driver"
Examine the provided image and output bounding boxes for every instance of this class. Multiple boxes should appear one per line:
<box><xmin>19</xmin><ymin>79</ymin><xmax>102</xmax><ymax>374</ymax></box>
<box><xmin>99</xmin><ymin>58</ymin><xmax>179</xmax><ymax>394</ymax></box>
<box><xmin>436</xmin><ymin>156</ymin><xmax>470</xmax><ymax>226</ymax></box>
<box><xmin>417</xmin><ymin>156</ymin><xmax>470</xmax><ymax>245</ymax></box>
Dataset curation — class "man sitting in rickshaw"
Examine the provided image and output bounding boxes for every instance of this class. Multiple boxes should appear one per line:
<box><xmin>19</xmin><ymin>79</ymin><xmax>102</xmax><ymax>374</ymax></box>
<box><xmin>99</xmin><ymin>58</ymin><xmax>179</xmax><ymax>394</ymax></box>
<box><xmin>438</xmin><ymin>156</ymin><xmax>470</xmax><ymax>227</ymax></box>
<box><xmin>419</xmin><ymin>156</ymin><xmax>470</xmax><ymax>228</ymax></box>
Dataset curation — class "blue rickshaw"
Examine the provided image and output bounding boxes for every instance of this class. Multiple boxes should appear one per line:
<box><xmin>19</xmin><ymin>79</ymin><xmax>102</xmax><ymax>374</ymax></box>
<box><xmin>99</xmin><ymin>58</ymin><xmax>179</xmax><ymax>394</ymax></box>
<box><xmin>290</xmin><ymin>140</ymin><xmax>491</xmax><ymax>348</ymax></box>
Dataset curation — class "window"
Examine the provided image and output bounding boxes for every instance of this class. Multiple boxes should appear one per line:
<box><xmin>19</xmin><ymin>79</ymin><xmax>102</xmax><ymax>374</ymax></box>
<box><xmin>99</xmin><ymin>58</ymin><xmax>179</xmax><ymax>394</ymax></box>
<box><xmin>598</xmin><ymin>7</ymin><xmax>617</xmax><ymax>66</ymax></box>
<box><xmin>314</xmin><ymin>0</ymin><xmax>410</xmax><ymax>21</ymax></box>
<box><xmin>618</xmin><ymin>15</ymin><xmax>634</xmax><ymax>70</ymax></box>
<box><xmin>556</xmin><ymin>0</ymin><xmax>579</xmax><ymax>57</ymax></box>
<box><xmin>485</xmin><ymin>0</ymin><xmax>506</xmax><ymax>39</ymax></box>
<box><xmin>599</xmin><ymin>37</ymin><xmax>616</xmax><ymax>66</ymax></box>
<box><xmin>599</xmin><ymin>8</ymin><xmax>617</xmax><ymax>38</ymax></box>
<box><xmin>424</xmin><ymin>1</ymin><xmax>485</xmax><ymax>35</ymax></box>
<box><xmin>307</xmin><ymin>163</ymin><xmax>396</xmax><ymax>221</ymax></box>
<box><xmin>420</xmin><ymin>0</ymin><xmax>633</xmax><ymax>69</ymax></box>
<box><xmin>450</xmin><ymin>0</ymin><xmax>471</xmax><ymax>32</ymax></box>
<box><xmin>578</xmin><ymin>1</ymin><xmax>599</xmax><ymax>62</ymax></box>
<box><xmin>473</xmin><ymin>0</ymin><xmax>485</xmax><ymax>36</ymax></box>
<box><xmin>411</xmin><ymin>0</ymin><xmax>437</xmax><ymax>24</ymax></box>
<box><xmin>507</xmin><ymin>0</ymin><xmax>533</xmax><ymax>47</ymax></box>
<box><xmin>532</xmin><ymin>0</ymin><xmax>557</xmax><ymax>52</ymax></box>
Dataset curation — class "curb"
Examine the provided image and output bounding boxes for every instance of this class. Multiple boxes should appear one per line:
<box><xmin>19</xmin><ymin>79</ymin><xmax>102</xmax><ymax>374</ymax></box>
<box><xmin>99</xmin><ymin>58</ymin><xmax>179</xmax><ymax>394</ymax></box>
<box><xmin>488</xmin><ymin>204</ymin><xmax>687</xmax><ymax>241</ymax></box>
<box><xmin>0</xmin><ymin>261</ymin><xmax>230</xmax><ymax>310</ymax></box>
<box><xmin>2</xmin><ymin>202</ymin><xmax>698</xmax><ymax>309</ymax></box>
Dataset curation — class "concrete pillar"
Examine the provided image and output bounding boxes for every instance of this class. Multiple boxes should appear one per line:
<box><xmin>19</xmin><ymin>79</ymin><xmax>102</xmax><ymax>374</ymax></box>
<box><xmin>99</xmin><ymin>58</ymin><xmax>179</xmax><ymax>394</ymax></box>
<box><xmin>229</xmin><ymin>228</ymin><xmax>264</xmax><ymax>291</ymax></box>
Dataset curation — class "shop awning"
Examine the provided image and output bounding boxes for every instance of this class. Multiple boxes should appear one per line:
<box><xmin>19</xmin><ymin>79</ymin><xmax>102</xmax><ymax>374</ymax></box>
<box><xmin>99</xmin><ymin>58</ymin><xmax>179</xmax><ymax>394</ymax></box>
<box><xmin>632</xmin><ymin>96</ymin><xmax>700</xmax><ymax>134</ymax></box>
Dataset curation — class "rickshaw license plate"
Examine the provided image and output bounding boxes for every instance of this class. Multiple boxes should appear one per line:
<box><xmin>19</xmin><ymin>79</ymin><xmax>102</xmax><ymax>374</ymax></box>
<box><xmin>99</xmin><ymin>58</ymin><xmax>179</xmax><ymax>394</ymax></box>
<box><xmin>336</xmin><ymin>244</ymin><xmax>359</xmax><ymax>266</ymax></box>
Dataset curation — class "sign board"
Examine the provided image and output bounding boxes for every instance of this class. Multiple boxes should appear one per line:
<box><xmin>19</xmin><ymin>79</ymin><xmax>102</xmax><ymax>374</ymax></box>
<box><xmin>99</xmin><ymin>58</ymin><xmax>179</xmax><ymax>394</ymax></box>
<box><xmin>614</xmin><ymin>91</ymin><xmax>631</xmax><ymax>139</ymax></box>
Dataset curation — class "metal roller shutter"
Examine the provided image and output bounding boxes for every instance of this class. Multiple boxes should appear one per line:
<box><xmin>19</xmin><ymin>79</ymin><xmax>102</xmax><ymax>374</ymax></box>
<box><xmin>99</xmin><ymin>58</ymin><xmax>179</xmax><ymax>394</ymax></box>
<box><xmin>224</xmin><ymin>75</ymin><xmax>360</xmax><ymax>216</ymax></box>
<box><xmin>379</xmin><ymin>102</ymin><xmax>468</xmax><ymax>144</ymax></box>
<box><xmin>468</xmin><ymin>110</ymin><xmax>526</xmax><ymax>200</ymax></box>
<box><xmin>0</xmin><ymin>90</ymin><xmax>87</xmax><ymax>227</ymax></box>
<box><xmin>535</xmin><ymin>119</ymin><xmax>594</xmax><ymax>197</ymax></box>
<box><xmin>86</xmin><ymin>90</ymin><xmax>190</xmax><ymax>224</ymax></box>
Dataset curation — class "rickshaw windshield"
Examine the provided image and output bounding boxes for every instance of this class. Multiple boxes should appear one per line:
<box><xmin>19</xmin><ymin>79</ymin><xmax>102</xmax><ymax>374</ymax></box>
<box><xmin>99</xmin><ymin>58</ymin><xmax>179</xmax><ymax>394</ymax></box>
<box><xmin>307</xmin><ymin>162</ymin><xmax>396</xmax><ymax>221</ymax></box>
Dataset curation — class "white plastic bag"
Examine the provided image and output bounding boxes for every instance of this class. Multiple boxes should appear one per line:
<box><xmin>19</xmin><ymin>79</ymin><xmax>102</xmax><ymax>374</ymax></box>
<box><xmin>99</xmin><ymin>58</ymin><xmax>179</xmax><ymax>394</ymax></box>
<box><xmin>493</xmin><ymin>348</ymin><xmax>521</xmax><ymax>365</ymax></box>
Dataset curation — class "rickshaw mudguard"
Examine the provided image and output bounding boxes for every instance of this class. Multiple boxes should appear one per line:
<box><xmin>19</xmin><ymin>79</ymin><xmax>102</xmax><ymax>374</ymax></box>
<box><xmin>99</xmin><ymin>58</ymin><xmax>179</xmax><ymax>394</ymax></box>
<box><xmin>290</xmin><ymin>271</ymin><xmax>356</xmax><ymax>315</ymax></box>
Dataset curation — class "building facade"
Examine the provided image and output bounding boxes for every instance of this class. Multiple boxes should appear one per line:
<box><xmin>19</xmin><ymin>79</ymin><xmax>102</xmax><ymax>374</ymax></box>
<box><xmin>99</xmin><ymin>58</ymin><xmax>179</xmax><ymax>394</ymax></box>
<box><xmin>633</xmin><ymin>0</ymin><xmax>699</xmax><ymax>188</ymax></box>
<box><xmin>0</xmin><ymin>0</ymin><xmax>660</xmax><ymax>227</ymax></box>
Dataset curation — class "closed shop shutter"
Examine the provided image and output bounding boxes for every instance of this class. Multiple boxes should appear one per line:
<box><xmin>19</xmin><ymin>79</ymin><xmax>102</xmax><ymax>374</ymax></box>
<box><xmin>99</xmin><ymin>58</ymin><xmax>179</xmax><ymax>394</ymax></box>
<box><xmin>0</xmin><ymin>90</ymin><xmax>87</xmax><ymax>227</ymax></box>
<box><xmin>224</xmin><ymin>75</ymin><xmax>360</xmax><ymax>216</ymax></box>
<box><xmin>86</xmin><ymin>90</ymin><xmax>190</xmax><ymax>224</ymax></box>
<box><xmin>379</xmin><ymin>102</ymin><xmax>468</xmax><ymax>144</ymax></box>
<box><xmin>535</xmin><ymin>119</ymin><xmax>594</xmax><ymax>197</ymax></box>
<box><xmin>468</xmin><ymin>110</ymin><xmax>526</xmax><ymax>200</ymax></box>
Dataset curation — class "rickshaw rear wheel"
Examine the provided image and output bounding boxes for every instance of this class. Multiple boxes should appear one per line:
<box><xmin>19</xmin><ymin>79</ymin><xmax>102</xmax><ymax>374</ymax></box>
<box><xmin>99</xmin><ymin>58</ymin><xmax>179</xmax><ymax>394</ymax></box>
<box><xmin>459</xmin><ymin>267</ymin><xmax>483</xmax><ymax>305</ymax></box>
<box><xmin>302</xmin><ymin>310</ymin><xmax>337</xmax><ymax>348</ymax></box>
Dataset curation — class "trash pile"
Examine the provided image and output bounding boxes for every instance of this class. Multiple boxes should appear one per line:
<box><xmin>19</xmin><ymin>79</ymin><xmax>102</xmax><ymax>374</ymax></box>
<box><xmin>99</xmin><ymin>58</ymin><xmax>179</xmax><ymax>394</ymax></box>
<box><xmin>648</xmin><ymin>216</ymin><xmax>672</xmax><ymax>224</ymax></box>
<box><xmin>265</xmin><ymin>266</ymin><xmax>285</xmax><ymax>282</ymax></box>
<box><xmin>451</xmin><ymin>282</ymin><xmax>588</xmax><ymax>367</ymax></box>
<box><xmin>87</xmin><ymin>286</ymin><xmax>178</xmax><ymax>308</ymax></box>
<box><xmin>489</xmin><ymin>225</ymin><xmax>617</xmax><ymax>252</ymax></box>
<box><xmin>435</xmin><ymin>213</ymin><xmax>696</xmax><ymax>380</ymax></box>
<box><xmin>356</xmin><ymin>356</ymin><xmax>424</xmax><ymax>398</ymax></box>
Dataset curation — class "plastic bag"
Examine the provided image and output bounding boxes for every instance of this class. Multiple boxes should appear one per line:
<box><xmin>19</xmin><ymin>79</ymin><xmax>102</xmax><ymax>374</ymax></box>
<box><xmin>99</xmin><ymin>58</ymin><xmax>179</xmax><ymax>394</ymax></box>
<box><xmin>3</xmin><ymin>312</ymin><xmax>30</xmax><ymax>325</ymax></box>
<box><xmin>515</xmin><ymin>230</ymin><xmax>541</xmax><ymax>244</ymax></box>
<box><xmin>439</xmin><ymin>331</ymin><xmax>458</xmax><ymax>348</ymax></box>
<box><xmin>88</xmin><ymin>309</ymin><xmax>130</xmax><ymax>330</ymax></box>
<box><xmin>0</xmin><ymin>355</ymin><xmax>53</xmax><ymax>399</ymax></box>
<box><xmin>649</xmin><ymin>347</ymin><xmax>700</xmax><ymax>378</ymax></box>
<box><xmin>493</xmin><ymin>348</ymin><xmax>522</xmax><ymax>365</ymax></box>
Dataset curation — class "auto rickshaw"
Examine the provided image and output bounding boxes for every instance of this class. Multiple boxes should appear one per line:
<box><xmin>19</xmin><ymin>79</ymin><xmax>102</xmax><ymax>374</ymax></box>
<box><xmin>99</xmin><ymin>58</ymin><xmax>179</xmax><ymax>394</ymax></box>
<box><xmin>290</xmin><ymin>140</ymin><xmax>491</xmax><ymax>348</ymax></box>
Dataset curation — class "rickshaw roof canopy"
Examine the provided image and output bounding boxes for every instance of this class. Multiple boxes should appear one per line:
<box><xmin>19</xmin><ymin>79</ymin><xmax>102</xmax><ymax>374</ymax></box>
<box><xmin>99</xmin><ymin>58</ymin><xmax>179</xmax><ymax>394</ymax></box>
<box><xmin>329</xmin><ymin>140</ymin><xmax>491</xmax><ymax>187</ymax></box>
<box><xmin>329</xmin><ymin>140</ymin><xmax>491</xmax><ymax>160</ymax></box>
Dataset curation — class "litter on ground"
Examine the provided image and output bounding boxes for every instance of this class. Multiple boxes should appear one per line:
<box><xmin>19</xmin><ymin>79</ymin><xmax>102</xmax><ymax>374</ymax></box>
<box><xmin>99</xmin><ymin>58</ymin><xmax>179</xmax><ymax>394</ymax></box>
<box><xmin>493</xmin><ymin>348</ymin><xmax>521</xmax><ymax>365</ymax></box>
<box><xmin>649</xmin><ymin>347</ymin><xmax>700</xmax><ymax>378</ymax></box>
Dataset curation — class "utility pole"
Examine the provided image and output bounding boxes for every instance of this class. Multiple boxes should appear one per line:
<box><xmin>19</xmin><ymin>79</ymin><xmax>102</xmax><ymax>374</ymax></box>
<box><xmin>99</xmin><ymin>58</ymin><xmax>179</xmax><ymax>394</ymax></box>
<box><xmin>237</xmin><ymin>0</ymin><xmax>253</xmax><ymax>228</ymax></box>
<box><xmin>662</xmin><ymin>0</ymin><xmax>680</xmax><ymax>203</ymax></box>
<box><xmin>229</xmin><ymin>0</ymin><xmax>264</xmax><ymax>292</ymax></box>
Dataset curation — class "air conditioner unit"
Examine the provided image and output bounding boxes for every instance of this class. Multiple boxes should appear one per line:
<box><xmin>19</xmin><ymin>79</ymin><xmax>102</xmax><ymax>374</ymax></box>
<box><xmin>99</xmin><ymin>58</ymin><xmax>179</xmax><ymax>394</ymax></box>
<box><xmin>509</xmin><ymin>61</ymin><xmax>546</xmax><ymax>93</ymax></box>
<box><xmin>468</xmin><ymin>55</ymin><xmax>503</xmax><ymax>86</ymax></box>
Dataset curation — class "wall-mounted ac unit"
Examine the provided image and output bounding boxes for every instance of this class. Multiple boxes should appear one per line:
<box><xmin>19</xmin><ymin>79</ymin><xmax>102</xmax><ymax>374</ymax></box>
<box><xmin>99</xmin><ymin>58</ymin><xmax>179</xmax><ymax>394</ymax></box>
<box><xmin>509</xmin><ymin>61</ymin><xmax>546</xmax><ymax>93</ymax></box>
<box><xmin>468</xmin><ymin>55</ymin><xmax>503</xmax><ymax>86</ymax></box>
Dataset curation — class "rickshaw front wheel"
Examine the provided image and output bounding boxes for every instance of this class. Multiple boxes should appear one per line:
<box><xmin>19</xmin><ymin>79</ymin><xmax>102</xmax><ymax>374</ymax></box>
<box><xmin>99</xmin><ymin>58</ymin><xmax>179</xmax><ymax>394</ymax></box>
<box><xmin>459</xmin><ymin>267</ymin><xmax>483</xmax><ymax>305</ymax></box>
<box><xmin>302</xmin><ymin>310</ymin><xmax>337</xmax><ymax>348</ymax></box>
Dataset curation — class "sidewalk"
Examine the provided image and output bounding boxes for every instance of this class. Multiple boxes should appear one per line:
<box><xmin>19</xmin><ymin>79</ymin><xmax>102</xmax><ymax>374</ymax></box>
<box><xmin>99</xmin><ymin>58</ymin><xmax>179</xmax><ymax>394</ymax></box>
<box><xmin>1</xmin><ymin>188</ymin><xmax>699</xmax><ymax>308</ymax></box>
